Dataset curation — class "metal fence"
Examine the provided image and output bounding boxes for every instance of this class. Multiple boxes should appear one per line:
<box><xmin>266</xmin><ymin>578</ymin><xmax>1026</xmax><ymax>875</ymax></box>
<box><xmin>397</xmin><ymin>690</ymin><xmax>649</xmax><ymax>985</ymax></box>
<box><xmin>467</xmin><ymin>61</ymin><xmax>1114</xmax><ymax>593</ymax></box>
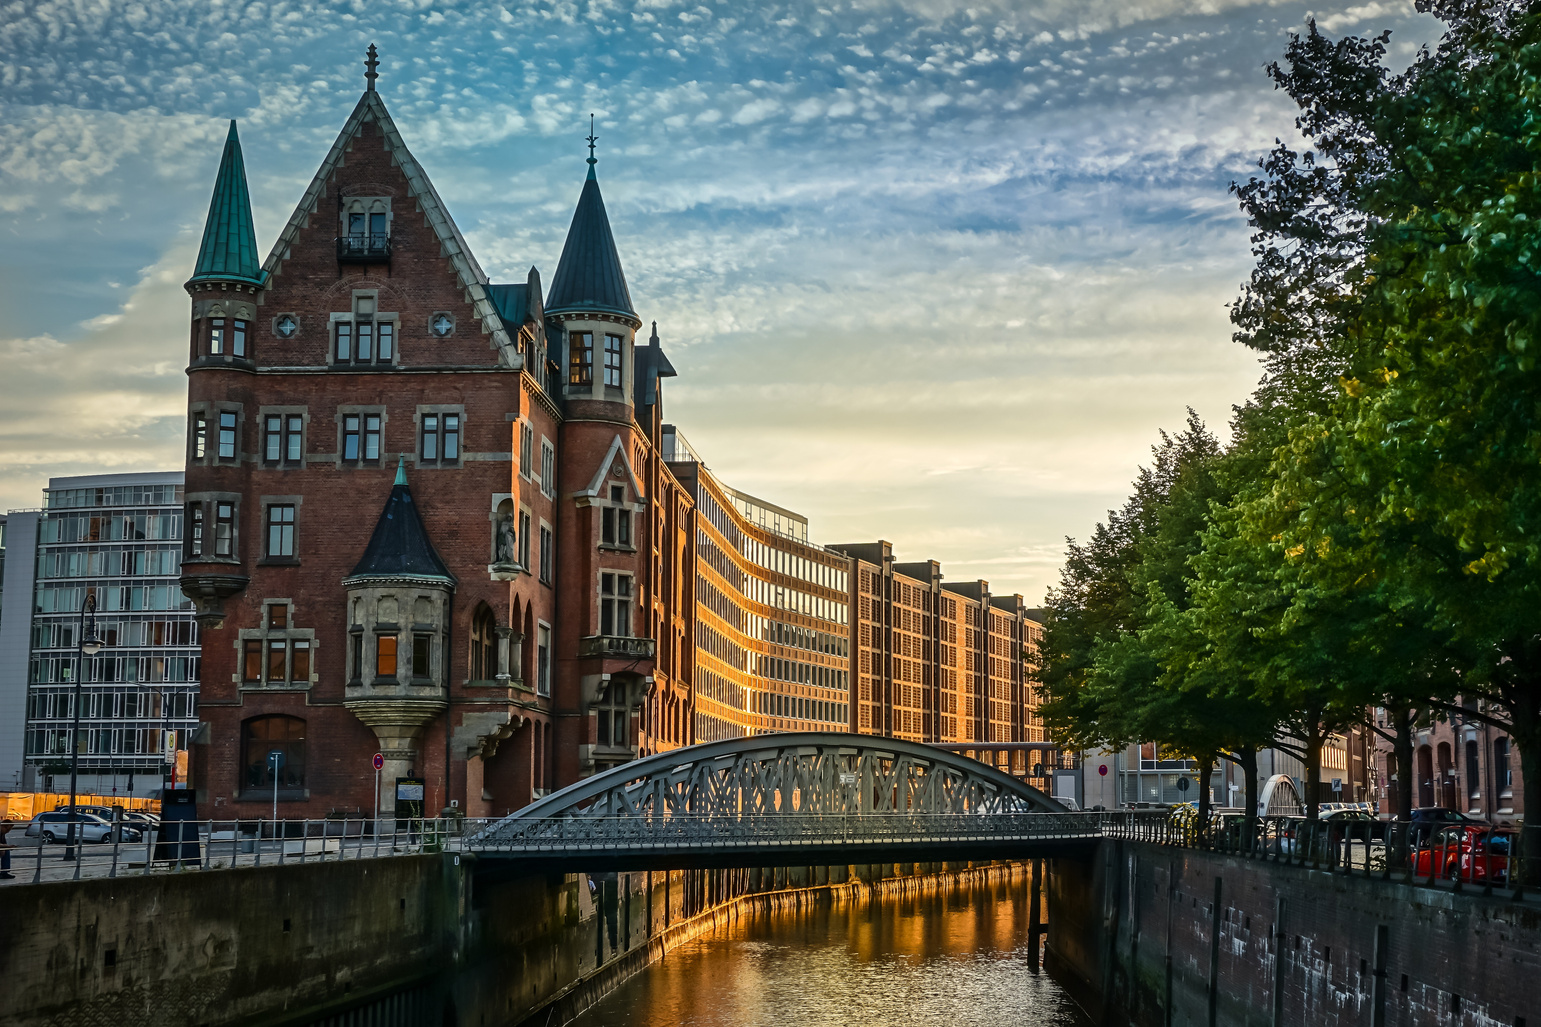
<box><xmin>1101</xmin><ymin>810</ymin><xmax>1534</xmax><ymax>901</ymax></box>
<box><xmin>2</xmin><ymin>810</ymin><xmax>1530</xmax><ymax>903</ymax></box>
<box><xmin>2</xmin><ymin>818</ymin><xmax>486</xmax><ymax>886</ymax></box>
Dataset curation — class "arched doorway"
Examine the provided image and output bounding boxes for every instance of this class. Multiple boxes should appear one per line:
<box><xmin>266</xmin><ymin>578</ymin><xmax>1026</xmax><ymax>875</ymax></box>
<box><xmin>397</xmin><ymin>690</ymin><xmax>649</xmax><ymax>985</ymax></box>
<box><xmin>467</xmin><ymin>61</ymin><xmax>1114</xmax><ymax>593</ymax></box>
<box><xmin>1436</xmin><ymin>742</ymin><xmax>1456</xmax><ymax>809</ymax></box>
<box><xmin>1417</xmin><ymin>745</ymin><xmax>1435</xmax><ymax>808</ymax></box>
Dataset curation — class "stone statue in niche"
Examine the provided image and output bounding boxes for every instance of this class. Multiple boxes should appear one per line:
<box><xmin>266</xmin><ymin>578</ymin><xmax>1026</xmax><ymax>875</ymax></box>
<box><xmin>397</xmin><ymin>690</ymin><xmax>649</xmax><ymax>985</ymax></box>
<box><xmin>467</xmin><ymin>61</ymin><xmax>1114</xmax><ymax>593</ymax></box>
<box><xmin>495</xmin><ymin>512</ymin><xmax>516</xmax><ymax>566</ymax></box>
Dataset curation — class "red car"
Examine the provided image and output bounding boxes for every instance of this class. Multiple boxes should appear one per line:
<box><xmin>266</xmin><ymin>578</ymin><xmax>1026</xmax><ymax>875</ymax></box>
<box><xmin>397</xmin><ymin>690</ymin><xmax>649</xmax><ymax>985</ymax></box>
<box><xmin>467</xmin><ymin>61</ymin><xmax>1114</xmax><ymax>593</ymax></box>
<box><xmin>1409</xmin><ymin>825</ymin><xmax>1515</xmax><ymax>883</ymax></box>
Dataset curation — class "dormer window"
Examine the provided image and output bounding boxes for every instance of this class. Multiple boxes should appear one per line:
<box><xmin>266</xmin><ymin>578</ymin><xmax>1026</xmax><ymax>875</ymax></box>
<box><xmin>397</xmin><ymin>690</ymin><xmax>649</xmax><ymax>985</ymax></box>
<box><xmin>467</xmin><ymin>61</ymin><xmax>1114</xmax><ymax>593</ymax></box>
<box><xmin>337</xmin><ymin>198</ymin><xmax>391</xmax><ymax>263</ymax></box>
<box><xmin>601</xmin><ymin>484</ymin><xmax>632</xmax><ymax>549</ymax></box>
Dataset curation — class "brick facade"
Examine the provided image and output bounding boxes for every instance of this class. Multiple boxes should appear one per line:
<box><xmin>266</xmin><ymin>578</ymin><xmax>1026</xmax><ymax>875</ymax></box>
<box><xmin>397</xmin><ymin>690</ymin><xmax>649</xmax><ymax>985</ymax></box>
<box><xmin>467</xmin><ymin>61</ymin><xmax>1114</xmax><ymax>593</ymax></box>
<box><xmin>180</xmin><ymin>64</ymin><xmax>1053</xmax><ymax>819</ymax></box>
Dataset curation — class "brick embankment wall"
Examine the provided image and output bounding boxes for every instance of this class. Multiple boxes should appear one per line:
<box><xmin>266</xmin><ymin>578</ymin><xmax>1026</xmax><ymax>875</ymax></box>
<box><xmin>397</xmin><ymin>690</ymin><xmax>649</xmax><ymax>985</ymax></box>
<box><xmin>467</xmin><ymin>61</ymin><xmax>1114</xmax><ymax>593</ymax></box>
<box><xmin>0</xmin><ymin>854</ymin><xmax>463</xmax><ymax>1027</ymax></box>
<box><xmin>0</xmin><ymin>857</ymin><xmax>1034</xmax><ymax>1027</ymax></box>
<box><xmin>1047</xmin><ymin>840</ymin><xmax>1541</xmax><ymax>1027</ymax></box>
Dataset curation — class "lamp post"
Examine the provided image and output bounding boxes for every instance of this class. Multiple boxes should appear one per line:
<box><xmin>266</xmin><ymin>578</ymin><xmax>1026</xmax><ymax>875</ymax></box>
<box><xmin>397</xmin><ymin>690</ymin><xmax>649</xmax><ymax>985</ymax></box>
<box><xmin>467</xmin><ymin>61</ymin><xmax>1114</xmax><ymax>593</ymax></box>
<box><xmin>64</xmin><ymin>591</ymin><xmax>105</xmax><ymax>861</ymax></box>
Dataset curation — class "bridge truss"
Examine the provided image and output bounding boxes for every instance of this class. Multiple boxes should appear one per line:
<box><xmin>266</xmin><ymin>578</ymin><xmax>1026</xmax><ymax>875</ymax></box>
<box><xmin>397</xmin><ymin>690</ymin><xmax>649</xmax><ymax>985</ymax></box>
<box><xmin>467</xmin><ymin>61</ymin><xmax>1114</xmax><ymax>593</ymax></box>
<box><xmin>469</xmin><ymin>733</ymin><xmax>1093</xmax><ymax>869</ymax></box>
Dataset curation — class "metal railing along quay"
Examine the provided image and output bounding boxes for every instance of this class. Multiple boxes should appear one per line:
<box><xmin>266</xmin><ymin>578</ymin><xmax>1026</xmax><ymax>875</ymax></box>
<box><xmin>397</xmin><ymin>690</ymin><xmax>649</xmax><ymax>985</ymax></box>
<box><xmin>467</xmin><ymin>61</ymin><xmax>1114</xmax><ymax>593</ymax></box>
<box><xmin>1101</xmin><ymin>810</ymin><xmax>1537</xmax><ymax>904</ymax></box>
<box><xmin>1</xmin><ymin>818</ymin><xmax>479</xmax><ymax>886</ymax></box>
<box><xmin>2</xmin><ymin>810</ymin><xmax>1532</xmax><ymax>903</ymax></box>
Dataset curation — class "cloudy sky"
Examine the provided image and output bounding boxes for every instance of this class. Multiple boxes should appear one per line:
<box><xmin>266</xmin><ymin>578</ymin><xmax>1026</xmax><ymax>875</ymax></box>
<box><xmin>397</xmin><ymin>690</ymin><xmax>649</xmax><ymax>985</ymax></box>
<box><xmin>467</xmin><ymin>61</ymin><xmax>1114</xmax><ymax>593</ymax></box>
<box><xmin>0</xmin><ymin>0</ymin><xmax>1441</xmax><ymax>602</ymax></box>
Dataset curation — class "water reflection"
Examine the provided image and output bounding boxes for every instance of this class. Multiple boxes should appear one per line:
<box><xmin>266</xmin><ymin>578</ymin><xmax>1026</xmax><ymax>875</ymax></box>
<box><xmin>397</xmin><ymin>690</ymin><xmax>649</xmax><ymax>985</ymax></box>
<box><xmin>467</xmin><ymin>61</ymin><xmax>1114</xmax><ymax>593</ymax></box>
<box><xmin>572</xmin><ymin>873</ymin><xmax>1091</xmax><ymax>1027</ymax></box>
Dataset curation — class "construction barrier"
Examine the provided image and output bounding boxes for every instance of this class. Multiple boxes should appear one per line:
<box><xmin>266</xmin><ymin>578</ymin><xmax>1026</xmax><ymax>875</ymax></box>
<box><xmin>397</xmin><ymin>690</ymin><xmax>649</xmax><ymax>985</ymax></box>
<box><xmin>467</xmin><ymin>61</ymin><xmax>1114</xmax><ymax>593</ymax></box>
<box><xmin>1</xmin><ymin>792</ymin><xmax>161</xmax><ymax>822</ymax></box>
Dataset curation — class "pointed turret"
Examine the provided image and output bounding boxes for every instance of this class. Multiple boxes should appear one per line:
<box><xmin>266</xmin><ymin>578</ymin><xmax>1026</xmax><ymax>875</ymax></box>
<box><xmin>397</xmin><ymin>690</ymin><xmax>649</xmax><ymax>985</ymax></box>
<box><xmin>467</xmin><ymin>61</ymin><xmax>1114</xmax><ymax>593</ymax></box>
<box><xmin>345</xmin><ymin>461</ymin><xmax>455</xmax><ymax>584</ymax></box>
<box><xmin>545</xmin><ymin>122</ymin><xmax>636</xmax><ymax>322</ymax></box>
<box><xmin>188</xmin><ymin>121</ymin><xmax>265</xmax><ymax>289</ymax></box>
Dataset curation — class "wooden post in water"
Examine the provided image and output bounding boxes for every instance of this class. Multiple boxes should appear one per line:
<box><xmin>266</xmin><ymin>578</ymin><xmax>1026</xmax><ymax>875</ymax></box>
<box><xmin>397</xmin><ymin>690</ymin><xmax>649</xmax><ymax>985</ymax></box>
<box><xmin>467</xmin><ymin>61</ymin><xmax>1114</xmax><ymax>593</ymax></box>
<box><xmin>1028</xmin><ymin>858</ymin><xmax>1044</xmax><ymax>971</ymax></box>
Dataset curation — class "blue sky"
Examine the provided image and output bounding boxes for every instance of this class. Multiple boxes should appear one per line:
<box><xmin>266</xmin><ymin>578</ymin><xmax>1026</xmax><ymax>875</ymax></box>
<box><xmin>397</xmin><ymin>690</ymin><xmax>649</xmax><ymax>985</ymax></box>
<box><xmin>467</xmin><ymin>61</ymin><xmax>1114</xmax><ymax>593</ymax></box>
<box><xmin>0</xmin><ymin>0</ymin><xmax>1441</xmax><ymax>602</ymax></box>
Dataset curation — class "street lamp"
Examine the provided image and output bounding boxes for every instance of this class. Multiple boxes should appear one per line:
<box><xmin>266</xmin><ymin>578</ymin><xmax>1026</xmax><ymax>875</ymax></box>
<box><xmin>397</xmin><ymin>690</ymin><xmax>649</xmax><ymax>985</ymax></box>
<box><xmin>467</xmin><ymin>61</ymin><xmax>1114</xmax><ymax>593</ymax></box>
<box><xmin>63</xmin><ymin>591</ymin><xmax>105</xmax><ymax>861</ymax></box>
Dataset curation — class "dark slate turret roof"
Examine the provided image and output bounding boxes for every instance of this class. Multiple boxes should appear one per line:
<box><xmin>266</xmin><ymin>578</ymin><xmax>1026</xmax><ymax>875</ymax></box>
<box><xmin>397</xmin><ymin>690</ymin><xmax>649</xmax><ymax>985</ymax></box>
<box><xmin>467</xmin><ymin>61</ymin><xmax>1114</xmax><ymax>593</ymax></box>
<box><xmin>545</xmin><ymin>166</ymin><xmax>636</xmax><ymax>320</ymax></box>
<box><xmin>634</xmin><ymin>321</ymin><xmax>677</xmax><ymax>409</ymax></box>
<box><xmin>346</xmin><ymin>462</ymin><xmax>455</xmax><ymax>584</ymax></box>
<box><xmin>189</xmin><ymin>121</ymin><xmax>266</xmax><ymax>288</ymax></box>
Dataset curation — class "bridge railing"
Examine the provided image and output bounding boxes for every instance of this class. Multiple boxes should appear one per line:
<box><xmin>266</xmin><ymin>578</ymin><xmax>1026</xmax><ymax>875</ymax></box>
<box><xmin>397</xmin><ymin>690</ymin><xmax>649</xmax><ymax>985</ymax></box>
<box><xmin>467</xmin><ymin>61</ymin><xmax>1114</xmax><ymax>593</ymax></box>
<box><xmin>468</xmin><ymin>811</ymin><xmax>1111</xmax><ymax>852</ymax></box>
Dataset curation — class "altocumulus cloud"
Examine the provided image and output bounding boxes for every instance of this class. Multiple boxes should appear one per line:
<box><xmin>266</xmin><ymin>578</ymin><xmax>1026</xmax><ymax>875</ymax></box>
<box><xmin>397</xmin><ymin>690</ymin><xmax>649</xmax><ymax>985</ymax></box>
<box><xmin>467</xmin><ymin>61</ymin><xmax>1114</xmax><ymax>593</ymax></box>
<box><xmin>0</xmin><ymin>0</ymin><xmax>1442</xmax><ymax>600</ymax></box>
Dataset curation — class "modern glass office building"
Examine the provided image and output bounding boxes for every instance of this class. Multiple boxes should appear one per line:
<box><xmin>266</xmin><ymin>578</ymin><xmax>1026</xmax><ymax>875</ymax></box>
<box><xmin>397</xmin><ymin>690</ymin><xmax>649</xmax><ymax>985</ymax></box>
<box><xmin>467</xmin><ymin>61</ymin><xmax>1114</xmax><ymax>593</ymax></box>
<box><xmin>9</xmin><ymin>471</ymin><xmax>199</xmax><ymax>796</ymax></box>
<box><xmin>663</xmin><ymin>427</ymin><xmax>852</xmax><ymax>742</ymax></box>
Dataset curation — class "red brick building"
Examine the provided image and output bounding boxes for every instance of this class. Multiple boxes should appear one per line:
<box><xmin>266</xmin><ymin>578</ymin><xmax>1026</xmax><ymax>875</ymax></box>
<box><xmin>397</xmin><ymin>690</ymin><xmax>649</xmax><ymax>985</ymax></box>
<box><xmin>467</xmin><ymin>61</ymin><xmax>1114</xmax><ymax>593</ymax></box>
<box><xmin>1373</xmin><ymin>707</ymin><xmax>1525</xmax><ymax>822</ymax></box>
<box><xmin>180</xmin><ymin>55</ymin><xmax>691</xmax><ymax>820</ymax></box>
<box><xmin>180</xmin><ymin>51</ymin><xmax>1052</xmax><ymax>819</ymax></box>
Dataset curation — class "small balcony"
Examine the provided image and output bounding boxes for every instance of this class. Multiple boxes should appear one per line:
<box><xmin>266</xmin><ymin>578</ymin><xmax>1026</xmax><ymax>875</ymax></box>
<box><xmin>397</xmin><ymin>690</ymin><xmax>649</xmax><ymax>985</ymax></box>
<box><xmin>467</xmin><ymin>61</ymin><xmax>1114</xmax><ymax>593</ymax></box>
<box><xmin>336</xmin><ymin>233</ymin><xmax>392</xmax><ymax>264</ymax></box>
<box><xmin>577</xmin><ymin>635</ymin><xmax>656</xmax><ymax>659</ymax></box>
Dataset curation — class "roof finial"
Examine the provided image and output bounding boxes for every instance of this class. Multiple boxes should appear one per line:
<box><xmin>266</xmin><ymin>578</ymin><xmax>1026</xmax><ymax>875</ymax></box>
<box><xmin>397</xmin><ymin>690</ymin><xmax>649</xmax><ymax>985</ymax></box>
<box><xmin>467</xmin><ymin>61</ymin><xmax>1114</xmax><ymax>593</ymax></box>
<box><xmin>586</xmin><ymin>113</ymin><xmax>598</xmax><ymax>167</ymax></box>
<box><xmin>395</xmin><ymin>455</ymin><xmax>407</xmax><ymax>486</ymax></box>
<box><xmin>365</xmin><ymin>44</ymin><xmax>379</xmax><ymax>92</ymax></box>
<box><xmin>650</xmin><ymin>320</ymin><xmax>659</xmax><ymax>346</ymax></box>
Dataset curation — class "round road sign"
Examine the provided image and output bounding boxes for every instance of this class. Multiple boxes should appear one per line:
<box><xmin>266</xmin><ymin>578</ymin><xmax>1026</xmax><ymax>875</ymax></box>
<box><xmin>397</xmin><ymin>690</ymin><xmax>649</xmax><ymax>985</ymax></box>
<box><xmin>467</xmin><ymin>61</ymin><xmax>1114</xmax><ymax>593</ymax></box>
<box><xmin>373</xmin><ymin>752</ymin><xmax>385</xmax><ymax>771</ymax></box>
<box><xmin>1177</xmin><ymin>776</ymin><xmax>1191</xmax><ymax>793</ymax></box>
<box><xmin>1098</xmin><ymin>764</ymin><xmax>1108</xmax><ymax>777</ymax></box>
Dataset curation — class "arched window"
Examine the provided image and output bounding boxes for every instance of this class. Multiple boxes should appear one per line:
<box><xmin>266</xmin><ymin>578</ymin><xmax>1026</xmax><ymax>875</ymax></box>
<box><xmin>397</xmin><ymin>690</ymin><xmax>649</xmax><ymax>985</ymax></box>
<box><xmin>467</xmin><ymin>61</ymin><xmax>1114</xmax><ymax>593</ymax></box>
<box><xmin>470</xmin><ymin>604</ymin><xmax>497</xmax><ymax>682</ymax></box>
<box><xmin>242</xmin><ymin>715</ymin><xmax>306</xmax><ymax>792</ymax></box>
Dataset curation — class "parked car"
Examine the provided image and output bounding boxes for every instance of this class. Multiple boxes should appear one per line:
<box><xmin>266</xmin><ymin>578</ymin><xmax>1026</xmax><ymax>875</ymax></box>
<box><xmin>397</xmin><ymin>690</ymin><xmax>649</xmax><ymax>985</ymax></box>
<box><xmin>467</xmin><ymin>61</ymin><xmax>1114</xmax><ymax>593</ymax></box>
<box><xmin>23</xmin><ymin>811</ymin><xmax>142</xmax><ymax>844</ymax></box>
<box><xmin>1410</xmin><ymin>824</ymin><xmax>1515</xmax><ymax>883</ymax></box>
<box><xmin>1409</xmin><ymin>807</ymin><xmax>1480</xmax><ymax>843</ymax></box>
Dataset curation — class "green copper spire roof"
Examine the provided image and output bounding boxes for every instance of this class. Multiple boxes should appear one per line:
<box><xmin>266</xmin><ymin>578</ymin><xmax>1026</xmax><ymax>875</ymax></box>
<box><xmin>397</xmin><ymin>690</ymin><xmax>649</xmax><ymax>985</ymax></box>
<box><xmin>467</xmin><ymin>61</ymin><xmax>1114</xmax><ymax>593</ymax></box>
<box><xmin>189</xmin><ymin>121</ymin><xmax>266</xmax><ymax>288</ymax></box>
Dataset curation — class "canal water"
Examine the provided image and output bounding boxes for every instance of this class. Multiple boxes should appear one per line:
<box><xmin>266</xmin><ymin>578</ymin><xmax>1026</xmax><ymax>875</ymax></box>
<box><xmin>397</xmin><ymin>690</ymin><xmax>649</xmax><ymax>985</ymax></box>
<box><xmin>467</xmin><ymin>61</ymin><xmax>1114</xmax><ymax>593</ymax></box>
<box><xmin>570</xmin><ymin>871</ymin><xmax>1091</xmax><ymax>1027</ymax></box>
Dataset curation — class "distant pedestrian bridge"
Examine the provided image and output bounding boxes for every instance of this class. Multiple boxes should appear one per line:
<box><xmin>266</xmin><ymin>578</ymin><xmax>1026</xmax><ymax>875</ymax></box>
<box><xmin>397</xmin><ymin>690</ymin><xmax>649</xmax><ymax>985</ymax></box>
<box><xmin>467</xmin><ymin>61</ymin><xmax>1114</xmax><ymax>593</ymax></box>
<box><xmin>468</xmin><ymin>733</ymin><xmax>1100</xmax><ymax>871</ymax></box>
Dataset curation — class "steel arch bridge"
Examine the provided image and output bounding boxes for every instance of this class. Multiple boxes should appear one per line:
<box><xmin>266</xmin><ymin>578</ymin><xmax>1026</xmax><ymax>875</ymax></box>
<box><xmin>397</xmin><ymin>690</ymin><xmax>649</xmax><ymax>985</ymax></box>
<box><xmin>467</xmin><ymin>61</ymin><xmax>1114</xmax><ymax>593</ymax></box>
<box><xmin>467</xmin><ymin>733</ymin><xmax>1101</xmax><ymax>871</ymax></box>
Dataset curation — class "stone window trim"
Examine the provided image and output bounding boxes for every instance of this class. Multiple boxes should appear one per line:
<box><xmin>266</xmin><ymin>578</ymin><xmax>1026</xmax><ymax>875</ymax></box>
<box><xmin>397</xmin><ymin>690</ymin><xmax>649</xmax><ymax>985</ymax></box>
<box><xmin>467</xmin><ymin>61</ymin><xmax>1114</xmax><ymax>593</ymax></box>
<box><xmin>329</xmin><ymin>291</ymin><xmax>400</xmax><ymax>367</ymax></box>
<box><xmin>335</xmin><ymin>404</ymin><xmax>388</xmax><ymax>467</ymax></box>
<box><xmin>256</xmin><ymin>495</ymin><xmax>303</xmax><ymax>566</ymax></box>
<box><xmin>189</xmin><ymin>297</ymin><xmax>258</xmax><ymax>369</ymax></box>
<box><xmin>539</xmin><ymin>438</ymin><xmax>556</xmax><ymax>499</ymax></box>
<box><xmin>536</xmin><ymin>620</ymin><xmax>553</xmax><ymax>697</ymax></box>
<box><xmin>235</xmin><ymin>600</ymin><xmax>317</xmax><ymax>690</ymax></box>
<box><xmin>184</xmin><ymin>492</ymin><xmax>242</xmax><ymax>564</ymax></box>
<box><xmin>205</xmin><ymin>405</ymin><xmax>245</xmax><ymax>465</ymax></box>
<box><xmin>414</xmin><ymin>403</ymin><xmax>467</xmax><ymax>469</ymax></box>
<box><xmin>187</xmin><ymin>401</ymin><xmax>217</xmax><ymax>466</ymax></box>
<box><xmin>272</xmin><ymin>313</ymin><xmax>300</xmax><ymax>340</ymax></box>
<box><xmin>259</xmin><ymin>405</ymin><xmax>310</xmax><ymax>467</ymax></box>
<box><xmin>339</xmin><ymin>197</ymin><xmax>393</xmax><ymax>236</ymax></box>
<box><xmin>429</xmin><ymin>311</ymin><xmax>456</xmax><ymax>338</ymax></box>
<box><xmin>538</xmin><ymin>519</ymin><xmax>555</xmax><ymax>588</ymax></box>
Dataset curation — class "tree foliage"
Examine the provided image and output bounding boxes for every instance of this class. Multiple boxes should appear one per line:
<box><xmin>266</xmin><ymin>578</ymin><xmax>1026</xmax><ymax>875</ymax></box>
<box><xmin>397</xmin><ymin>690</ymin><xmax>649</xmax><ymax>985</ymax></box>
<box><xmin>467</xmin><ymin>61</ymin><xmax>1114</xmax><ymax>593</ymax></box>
<box><xmin>1038</xmin><ymin>3</ymin><xmax>1541</xmax><ymax>861</ymax></box>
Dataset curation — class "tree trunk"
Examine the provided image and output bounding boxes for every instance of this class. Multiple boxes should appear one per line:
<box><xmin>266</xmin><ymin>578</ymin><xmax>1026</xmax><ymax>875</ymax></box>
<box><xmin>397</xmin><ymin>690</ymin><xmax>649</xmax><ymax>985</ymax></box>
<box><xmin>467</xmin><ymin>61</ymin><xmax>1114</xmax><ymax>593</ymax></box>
<box><xmin>1393</xmin><ymin>705</ymin><xmax>1415</xmax><ymax>823</ymax></box>
<box><xmin>1507</xmin><ymin>688</ymin><xmax>1541</xmax><ymax>888</ymax></box>
<box><xmin>1240</xmin><ymin>745</ymin><xmax>1259</xmax><ymax>852</ymax></box>
<box><xmin>1305</xmin><ymin>715</ymin><xmax>1323</xmax><ymax>822</ymax></box>
<box><xmin>1197</xmin><ymin>754</ymin><xmax>1214</xmax><ymax>845</ymax></box>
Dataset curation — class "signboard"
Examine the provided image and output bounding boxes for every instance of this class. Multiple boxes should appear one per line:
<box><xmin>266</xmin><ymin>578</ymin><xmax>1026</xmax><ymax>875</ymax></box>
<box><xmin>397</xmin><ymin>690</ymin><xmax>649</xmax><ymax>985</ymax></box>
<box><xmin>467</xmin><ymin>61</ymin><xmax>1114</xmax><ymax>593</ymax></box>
<box><xmin>163</xmin><ymin>731</ymin><xmax>177</xmax><ymax>765</ymax></box>
<box><xmin>373</xmin><ymin>752</ymin><xmax>385</xmax><ymax>771</ymax></box>
<box><xmin>1177</xmin><ymin>776</ymin><xmax>1191</xmax><ymax>793</ymax></box>
<box><xmin>1098</xmin><ymin>764</ymin><xmax>1108</xmax><ymax>777</ymax></box>
<box><xmin>395</xmin><ymin>776</ymin><xmax>425</xmax><ymax>828</ymax></box>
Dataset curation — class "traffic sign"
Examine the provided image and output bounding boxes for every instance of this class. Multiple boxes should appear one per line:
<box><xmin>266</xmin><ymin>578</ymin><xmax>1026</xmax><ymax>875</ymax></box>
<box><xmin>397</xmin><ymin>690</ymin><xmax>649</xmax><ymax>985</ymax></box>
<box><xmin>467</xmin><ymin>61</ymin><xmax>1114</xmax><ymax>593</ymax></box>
<box><xmin>1177</xmin><ymin>776</ymin><xmax>1191</xmax><ymax>793</ymax></box>
<box><xmin>373</xmin><ymin>752</ymin><xmax>385</xmax><ymax>771</ymax></box>
<box><xmin>1098</xmin><ymin>764</ymin><xmax>1108</xmax><ymax>776</ymax></box>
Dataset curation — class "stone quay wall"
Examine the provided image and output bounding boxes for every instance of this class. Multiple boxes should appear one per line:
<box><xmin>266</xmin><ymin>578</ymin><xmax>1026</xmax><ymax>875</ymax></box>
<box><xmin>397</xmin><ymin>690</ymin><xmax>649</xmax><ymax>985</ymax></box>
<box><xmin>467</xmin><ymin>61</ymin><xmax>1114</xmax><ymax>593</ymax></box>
<box><xmin>1047</xmin><ymin>839</ymin><xmax>1541</xmax><ymax>1027</ymax></box>
<box><xmin>0</xmin><ymin>856</ymin><xmax>1030</xmax><ymax>1027</ymax></box>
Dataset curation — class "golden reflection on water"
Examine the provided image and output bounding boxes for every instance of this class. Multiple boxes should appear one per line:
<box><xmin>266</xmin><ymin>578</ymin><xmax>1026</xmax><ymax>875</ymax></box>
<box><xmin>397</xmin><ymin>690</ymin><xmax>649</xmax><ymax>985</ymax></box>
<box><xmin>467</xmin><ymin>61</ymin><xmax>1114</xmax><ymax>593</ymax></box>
<box><xmin>571</xmin><ymin>874</ymin><xmax>1091</xmax><ymax>1027</ymax></box>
